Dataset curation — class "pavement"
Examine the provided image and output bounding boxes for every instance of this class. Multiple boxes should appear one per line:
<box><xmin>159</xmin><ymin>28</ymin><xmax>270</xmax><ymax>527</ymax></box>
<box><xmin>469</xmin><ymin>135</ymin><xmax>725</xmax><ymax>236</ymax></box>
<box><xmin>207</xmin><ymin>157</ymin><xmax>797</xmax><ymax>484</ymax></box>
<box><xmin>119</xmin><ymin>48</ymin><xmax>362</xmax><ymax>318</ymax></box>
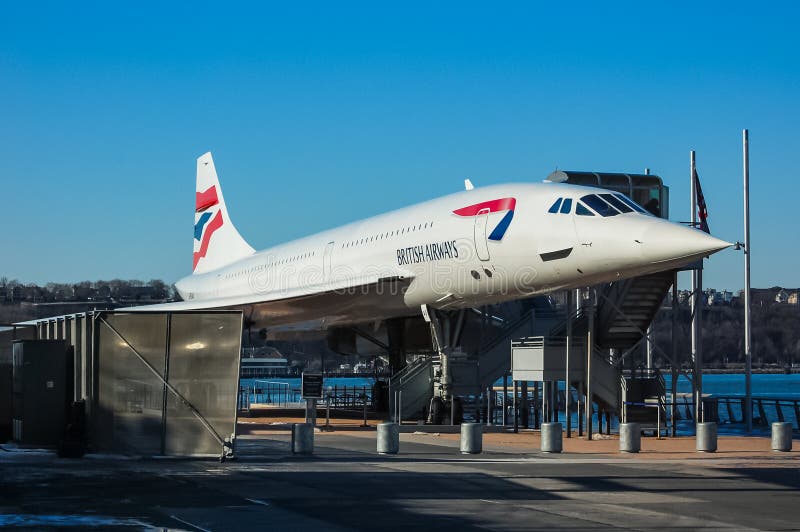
<box><xmin>1</xmin><ymin>422</ymin><xmax>798</xmax><ymax>531</ymax></box>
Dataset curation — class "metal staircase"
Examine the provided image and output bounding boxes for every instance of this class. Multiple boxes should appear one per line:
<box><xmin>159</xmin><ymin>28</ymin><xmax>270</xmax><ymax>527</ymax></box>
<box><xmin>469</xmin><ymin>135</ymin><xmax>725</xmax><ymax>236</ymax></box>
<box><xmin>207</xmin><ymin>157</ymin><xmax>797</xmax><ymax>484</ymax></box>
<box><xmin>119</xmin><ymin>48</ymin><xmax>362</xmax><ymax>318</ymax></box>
<box><xmin>388</xmin><ymin>300</ymin><xmax>562</xmax><ymax>420</ymax></box>
<box><xmin>387</xmin><ymin>269</ymin><xmax>674</xmax><ymax>422</ymax></box>
<box><xmin>530</xmin><ymin>270</ymin><xmax>676</xmax><ymax>414</ymax></box>
<box><xmin>586</xmin><ymin>348</ymin><xmax>620</xmax><ymax>411</ymax></box>
<box><xmin>388</xmin><ymin>356</ymin><xmax>434</xmax><ymax>420</ymax></box>
<box><xmin>595</xmin><ymin>270</ymin><xmax>674</xmax><ymax>350</ymax></box>
<box><xmin>475</xmin><ymin>307</ymin><xmax>563</xmax><ymax>391</ymax></box>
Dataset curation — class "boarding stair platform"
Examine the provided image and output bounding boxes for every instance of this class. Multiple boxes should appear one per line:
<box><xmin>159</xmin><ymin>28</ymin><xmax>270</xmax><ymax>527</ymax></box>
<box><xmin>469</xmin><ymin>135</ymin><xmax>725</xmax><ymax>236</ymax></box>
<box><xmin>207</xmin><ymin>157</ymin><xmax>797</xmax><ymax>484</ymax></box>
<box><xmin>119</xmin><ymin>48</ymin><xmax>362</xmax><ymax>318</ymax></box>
<box><xmin>510</xmin><ymin>336</ymin><xmax>621</xmax><ymax>411</ymax></box>
<box><xmin>512</xmin><ymin>270</ymin><xmax>676</xmax><ymax>416</ymax></box>
<box><xmin>389</xmin><ymin>298</ymin><xmax>562</xmax><ymax>420</ymax></box>
<box><xmin>390</xmin><ymin>268</ymin><xmax>676</xmax><ymax>422</ymax></box>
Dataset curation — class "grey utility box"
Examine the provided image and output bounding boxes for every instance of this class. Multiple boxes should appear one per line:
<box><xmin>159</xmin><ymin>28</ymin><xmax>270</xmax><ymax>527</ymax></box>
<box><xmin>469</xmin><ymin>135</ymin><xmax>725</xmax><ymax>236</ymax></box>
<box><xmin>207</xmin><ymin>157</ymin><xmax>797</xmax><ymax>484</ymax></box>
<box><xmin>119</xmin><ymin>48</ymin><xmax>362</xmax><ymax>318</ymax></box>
<box><xmin>12</xmin><ymin>340</ymin><xmax>72</xmax><ymax>446</ymax></box>
<box><xmin>512</xmin><ymin>336</ymin><xmax>585</xmax><ymax>382</ymax></box>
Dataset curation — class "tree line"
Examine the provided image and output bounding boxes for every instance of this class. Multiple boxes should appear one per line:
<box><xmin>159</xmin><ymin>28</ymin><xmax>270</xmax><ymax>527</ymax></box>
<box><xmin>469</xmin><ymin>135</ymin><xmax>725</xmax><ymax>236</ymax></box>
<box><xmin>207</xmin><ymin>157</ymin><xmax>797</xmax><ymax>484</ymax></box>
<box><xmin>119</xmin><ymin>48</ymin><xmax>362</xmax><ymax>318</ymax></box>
<box><xmin>650</xmin><ymin>303</ymin><xmax>800</xmax><ymax>369</ymax></box>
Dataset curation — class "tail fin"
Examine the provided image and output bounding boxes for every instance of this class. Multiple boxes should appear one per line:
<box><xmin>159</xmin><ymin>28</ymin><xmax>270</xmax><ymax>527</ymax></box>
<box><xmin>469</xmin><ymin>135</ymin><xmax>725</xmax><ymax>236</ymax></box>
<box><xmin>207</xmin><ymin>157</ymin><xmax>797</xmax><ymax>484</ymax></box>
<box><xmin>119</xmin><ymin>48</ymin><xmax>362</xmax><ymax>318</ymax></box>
<box><xmin>193</xmin><ymin>152</ymin><xmax>255</xmax><ymax>274</ymax></box>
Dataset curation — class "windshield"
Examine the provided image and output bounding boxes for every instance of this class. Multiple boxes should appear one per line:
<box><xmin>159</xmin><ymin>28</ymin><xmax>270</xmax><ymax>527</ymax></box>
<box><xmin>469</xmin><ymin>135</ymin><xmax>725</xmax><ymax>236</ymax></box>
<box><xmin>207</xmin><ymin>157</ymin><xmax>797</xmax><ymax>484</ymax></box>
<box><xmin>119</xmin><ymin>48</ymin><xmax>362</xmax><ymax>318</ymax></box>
<box><xmin>580</xmin><ymin>194</ymin><xmax>620</xmax><ymax>217</ymax></box>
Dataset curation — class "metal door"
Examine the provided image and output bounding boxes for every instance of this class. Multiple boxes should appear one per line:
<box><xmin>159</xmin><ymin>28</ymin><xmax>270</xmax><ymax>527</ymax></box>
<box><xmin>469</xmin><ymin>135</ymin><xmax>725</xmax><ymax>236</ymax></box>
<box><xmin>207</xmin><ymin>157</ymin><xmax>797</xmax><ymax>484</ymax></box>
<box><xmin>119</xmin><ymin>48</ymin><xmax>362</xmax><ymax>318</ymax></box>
<box><xmin>474</xmin><ymin>208</ymin><xmax>491</xmax><ymax>261</ymax></box>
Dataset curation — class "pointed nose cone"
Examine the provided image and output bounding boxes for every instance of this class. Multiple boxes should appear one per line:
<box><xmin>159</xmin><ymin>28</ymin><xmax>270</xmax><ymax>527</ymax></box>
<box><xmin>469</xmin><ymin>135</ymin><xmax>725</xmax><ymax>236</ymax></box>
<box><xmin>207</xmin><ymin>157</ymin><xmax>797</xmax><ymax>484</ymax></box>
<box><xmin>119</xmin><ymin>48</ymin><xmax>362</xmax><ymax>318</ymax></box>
<box><xmin>642</xmin><ymin>222</ymin><xmax>732</xmax><ymax>265</ymax></box>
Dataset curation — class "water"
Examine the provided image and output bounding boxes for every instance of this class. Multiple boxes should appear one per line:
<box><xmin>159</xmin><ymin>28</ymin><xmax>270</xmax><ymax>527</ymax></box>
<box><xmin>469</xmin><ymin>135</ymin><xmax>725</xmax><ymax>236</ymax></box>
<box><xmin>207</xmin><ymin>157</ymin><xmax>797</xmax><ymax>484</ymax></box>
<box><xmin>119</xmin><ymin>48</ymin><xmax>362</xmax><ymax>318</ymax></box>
<box><xmin>663</xmin><ymin>372</ymin><xmax>800</xmax><ymax>398</ymax></box>
<box><xmin>240</xmin><ymin>377</ymin><xmax>375</xmax><ymax>406</ymax></box>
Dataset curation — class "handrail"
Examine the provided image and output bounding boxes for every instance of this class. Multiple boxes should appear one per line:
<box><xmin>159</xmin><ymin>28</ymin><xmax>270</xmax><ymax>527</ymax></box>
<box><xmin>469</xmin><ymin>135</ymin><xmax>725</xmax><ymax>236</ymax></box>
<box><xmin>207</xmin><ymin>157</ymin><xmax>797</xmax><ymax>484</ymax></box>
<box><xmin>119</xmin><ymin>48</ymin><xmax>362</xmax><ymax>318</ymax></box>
<box><xmin>390</xmin><ymin>357</ymin><xmax>432</xmax><ymax>387</ymax></box>
<box><xmin>479</xmin><ymin>308</ymin><xmax>536</xmax><ymax>353</ymax></box>
<box><xmin>547</xmin><ymin>308</ymin><xmax>585</xmax><ymax>337</ymax></box>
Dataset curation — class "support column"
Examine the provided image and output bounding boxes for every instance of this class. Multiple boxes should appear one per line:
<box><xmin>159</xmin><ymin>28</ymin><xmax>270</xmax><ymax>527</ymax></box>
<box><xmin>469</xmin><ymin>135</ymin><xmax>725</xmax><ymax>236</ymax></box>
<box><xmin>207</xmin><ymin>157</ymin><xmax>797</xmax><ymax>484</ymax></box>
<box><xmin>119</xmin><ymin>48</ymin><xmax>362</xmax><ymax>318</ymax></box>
<box><xmin>553</xmin><ymin>381</ymin><xmax>559</xmax><ymax>424</ymax></box>
<box><xmin>585</xmin><ymin>291</ymin><xmax>594</xmax><ymax>440</ymax></box>
<box><xmin>513</xmin><ymin>380</ymin><xmax>519</xmax><ymax>433</ymax></box>
<box><xmin>671</xmin><ymin>276</ymin><xmax>679</xmax><ymax>437</ymax></box>
<box><xmin>520</xmin><ymin>381</ymin><xmax>529</xmax><ymax>429</ymax></box>
<box><xmin>386</xmin><ymin>317</ymin><xmax>407</xmax><ymax>375</ymax></box>
<box><xmin>502</xmin><ymin>373</ymin><xmax>508</xmax><ymax>426</ymax></box>
<box><xmin>541</xmin><ymin>381</ymin><xmax>548</xmax><ymax>423</ymax></box>
<box><xmin>71</xmin><ymin>316</ymin><xmax>81</xmax><ymax>402</ymax></box>
<box><xmin>565</xmin><ymin>290</ymin><xmax>572</xmax><ymax>437</ymax></box>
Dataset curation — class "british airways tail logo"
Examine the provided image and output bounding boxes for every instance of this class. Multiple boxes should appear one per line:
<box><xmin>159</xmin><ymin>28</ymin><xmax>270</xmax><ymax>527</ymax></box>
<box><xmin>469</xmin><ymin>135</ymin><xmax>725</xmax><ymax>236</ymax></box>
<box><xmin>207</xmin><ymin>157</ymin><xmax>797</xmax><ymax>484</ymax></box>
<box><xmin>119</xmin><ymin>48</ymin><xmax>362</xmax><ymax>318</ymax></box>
<box><xmin>453</xmin><ymin>197</ymin><xmax>516</xmax><ymax>241</ymax></box>
<box><xmin>193</xmin><ymin>186</ymin><xmax>222</xmax><ymax>270</ymax></box>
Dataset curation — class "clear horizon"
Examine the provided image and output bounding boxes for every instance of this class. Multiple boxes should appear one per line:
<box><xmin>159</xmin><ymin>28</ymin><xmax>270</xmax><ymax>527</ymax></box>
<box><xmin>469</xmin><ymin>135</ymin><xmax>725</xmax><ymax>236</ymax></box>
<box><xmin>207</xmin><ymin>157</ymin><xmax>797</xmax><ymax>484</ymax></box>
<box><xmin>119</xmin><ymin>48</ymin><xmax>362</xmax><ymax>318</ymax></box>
<box><xmin>2</xmin><ymin>2</ymin><xmax>798</xmax><ymax>291</ymax></box>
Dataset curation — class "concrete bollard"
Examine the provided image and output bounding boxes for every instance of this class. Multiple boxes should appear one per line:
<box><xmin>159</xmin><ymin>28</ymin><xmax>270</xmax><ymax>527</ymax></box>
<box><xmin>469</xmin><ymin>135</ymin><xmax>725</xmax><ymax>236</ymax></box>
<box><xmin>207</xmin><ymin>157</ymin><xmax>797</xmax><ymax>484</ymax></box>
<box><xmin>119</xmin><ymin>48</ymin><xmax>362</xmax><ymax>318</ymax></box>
<box><xmin>541</xmin><ymin>422</ymin><xmax>562</xmax><ymax>453</ymax></box>
<box><xmin>771</xmin><ymin>422</ymin><xmax>793</xmax><ymax>452</ymax></box>
<box><xmin>377</xmin><ymin>422</ymin><xmax>400</xmax><ymax>454</ymax></box>
<box><xmin>292</xmin><ymin>423</ymin><xmax>314</xmax><ymax>455</ymax></box>
<box><xmin>619</xmin><ymin>423</ymin><xmax>641</xmax><ymax>453</ymax></box>
<box><xmin>696</xmin><ymin>422</ymin><xmax>717</xmax><ymax>452</ymax></box>
<box><xmin>460</xmin><ymin>423</ymin><xmax>483</xmax><ymax>454</ymax></box>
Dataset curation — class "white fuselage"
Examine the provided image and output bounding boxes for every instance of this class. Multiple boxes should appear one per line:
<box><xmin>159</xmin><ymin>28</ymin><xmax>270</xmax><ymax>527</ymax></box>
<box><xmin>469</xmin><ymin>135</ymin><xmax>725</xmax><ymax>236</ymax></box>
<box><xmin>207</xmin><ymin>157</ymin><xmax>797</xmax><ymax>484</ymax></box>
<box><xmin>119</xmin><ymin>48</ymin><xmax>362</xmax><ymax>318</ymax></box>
<box><xmin>173</xmin><ymin>182</ymin><xmax>728</xmax><ymax>329</ymax></box>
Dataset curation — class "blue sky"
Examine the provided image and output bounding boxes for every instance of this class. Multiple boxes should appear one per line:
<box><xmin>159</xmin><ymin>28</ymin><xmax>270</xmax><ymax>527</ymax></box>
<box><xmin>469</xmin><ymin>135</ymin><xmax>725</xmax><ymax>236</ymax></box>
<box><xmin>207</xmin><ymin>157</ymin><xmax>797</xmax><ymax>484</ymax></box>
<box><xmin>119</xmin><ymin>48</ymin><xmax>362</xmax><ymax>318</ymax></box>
<box><xmin>1</xmin><ymin>2</ymin><xmax>798</xmax><ymax>290</ymax></box>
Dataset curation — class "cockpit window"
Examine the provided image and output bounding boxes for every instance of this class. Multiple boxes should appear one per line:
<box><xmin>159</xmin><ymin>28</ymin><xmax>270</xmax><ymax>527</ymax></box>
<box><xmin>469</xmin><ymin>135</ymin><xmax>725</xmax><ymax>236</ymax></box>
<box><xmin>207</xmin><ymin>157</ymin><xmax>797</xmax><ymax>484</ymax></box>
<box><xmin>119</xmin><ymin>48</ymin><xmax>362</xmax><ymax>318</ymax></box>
<box><xmin>600</xmin><ymin>193</ymin><xmax>633</xmax><ymax>213</ymax></box>
<box><xmin>580</xmin><ymin>194</ymin><xmax>620</xmax><ymax>217</ymax></box>
<box><xmin>576</xmin><ymin>202</ymin><xmax>594</xmax><ymax>216</ymax></box>
<box><xmin>548</xmin><ymin>198</ymin><xmax>563</xmax><ymax>213</ymax></box>
<box><xmin>614</xmin><ymin>193</ymin><xmax>649</xmax><ymax>214</ymax></box>
<box><xmin>560</xmin><ymin>198</ymin><xmax>573</xmax><ymax>214</ymax></box>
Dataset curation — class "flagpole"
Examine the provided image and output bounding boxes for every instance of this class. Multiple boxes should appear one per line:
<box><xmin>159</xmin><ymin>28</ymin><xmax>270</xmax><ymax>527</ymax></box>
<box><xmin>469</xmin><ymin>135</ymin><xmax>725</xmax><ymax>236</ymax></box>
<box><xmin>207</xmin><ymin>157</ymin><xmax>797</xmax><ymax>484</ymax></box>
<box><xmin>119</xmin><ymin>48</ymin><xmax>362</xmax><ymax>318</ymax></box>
<box><xmin>645</xmin><ymin>167</ymin><xmax>653</xmax><ymax>370</ymax></box>
<box><xmin>690</xmin><ymin>151</ymin><xmax>703</xmax><ymax>424</ymax></box>
<box><xmin>743</xmin><ymin>129</ymin><xmax>752</xmax><ymax>432</ymax></box>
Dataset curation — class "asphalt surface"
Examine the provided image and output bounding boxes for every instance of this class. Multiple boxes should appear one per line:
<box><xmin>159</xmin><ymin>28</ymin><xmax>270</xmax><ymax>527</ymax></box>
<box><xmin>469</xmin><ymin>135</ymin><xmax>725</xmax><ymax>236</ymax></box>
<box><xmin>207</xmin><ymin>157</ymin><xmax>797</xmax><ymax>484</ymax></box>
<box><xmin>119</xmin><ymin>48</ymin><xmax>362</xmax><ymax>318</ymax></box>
<box><xmin>1</xmin><ymin>432</ymin><xmax>799</xmax><ymax>531</ymax></box>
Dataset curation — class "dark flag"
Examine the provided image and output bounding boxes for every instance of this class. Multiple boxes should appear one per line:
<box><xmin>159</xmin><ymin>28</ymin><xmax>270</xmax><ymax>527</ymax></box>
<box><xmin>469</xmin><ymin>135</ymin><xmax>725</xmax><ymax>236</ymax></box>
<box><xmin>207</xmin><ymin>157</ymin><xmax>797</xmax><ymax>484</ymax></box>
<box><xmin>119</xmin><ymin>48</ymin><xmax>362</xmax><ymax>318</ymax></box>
<box><xmin>693</xmin><ymin>168</ymin><xmax>710</xmax><ymax>233</ymax></box>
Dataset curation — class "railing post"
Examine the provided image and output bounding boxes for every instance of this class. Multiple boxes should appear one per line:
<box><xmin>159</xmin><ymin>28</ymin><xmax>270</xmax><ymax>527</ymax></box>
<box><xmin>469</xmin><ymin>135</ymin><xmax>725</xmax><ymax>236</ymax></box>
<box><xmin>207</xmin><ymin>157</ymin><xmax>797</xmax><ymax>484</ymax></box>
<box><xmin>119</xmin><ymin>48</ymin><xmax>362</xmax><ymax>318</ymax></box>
<box><xmin>657</xmin><ymin>404</ymin><xmax>661</xmax><ymax>440</ymax></box>
<box><xmin>502</xmin><ymin>373</ymin><xmax>508</xmax><ymax>427</ymax></box>
<box><xmin>513</xmin><ymin>380</ymin><xmax>518</xmax><ymax>434</ymax></box>
<box><xmin>487</xmin><ymin>387</ymin><xmax>493</xmax><ymax>426</ymax></box>
<box><xmin>325</xmin><ymin>395</ymin><xmax>331</xmax><ymax>431</ymax></box>
<box><xmin>363</xmin><ymin>393</ymin><xmax>368</xmax><ymax>427</ymax></box>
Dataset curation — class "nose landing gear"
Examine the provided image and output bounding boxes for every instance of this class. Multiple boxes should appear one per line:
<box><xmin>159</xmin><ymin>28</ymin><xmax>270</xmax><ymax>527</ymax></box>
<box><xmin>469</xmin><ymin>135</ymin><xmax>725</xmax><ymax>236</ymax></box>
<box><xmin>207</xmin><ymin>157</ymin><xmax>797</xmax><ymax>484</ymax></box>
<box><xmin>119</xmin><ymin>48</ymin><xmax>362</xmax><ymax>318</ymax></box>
<box><xmin>428</xmin><ymin>396</ymin><xmax>464</xmax><ymax>425</ymax></box>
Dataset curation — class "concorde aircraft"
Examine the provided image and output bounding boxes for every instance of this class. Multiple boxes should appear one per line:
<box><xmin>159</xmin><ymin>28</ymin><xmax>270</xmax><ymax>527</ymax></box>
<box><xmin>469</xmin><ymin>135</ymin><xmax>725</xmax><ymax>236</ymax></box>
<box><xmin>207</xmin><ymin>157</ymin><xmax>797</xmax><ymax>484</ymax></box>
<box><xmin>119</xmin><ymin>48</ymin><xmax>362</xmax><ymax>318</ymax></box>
<box><xmin>140</xmin><ymin>152</ymin><xmax>729</xmax><ymax>336</ymax></box>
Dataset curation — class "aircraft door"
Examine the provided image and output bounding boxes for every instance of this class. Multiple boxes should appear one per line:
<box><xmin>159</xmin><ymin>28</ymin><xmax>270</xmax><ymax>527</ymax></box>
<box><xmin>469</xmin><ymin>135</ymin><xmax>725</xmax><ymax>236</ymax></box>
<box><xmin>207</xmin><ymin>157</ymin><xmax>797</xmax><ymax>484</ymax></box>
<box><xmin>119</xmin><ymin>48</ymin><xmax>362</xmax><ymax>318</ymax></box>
<box><xmin>323</xmin><ymin>241</ymin><xmax>335</xmax><ymax>281</ymax></box>
<box><xmin>571</xmin><ymin>210</ymin><xmax>600</xmax><ymax>275</ymax></box>
<box><xmin>474</xmin><ymin>208</ymin><xmax>491</xmax><ymax>261</ymax></box>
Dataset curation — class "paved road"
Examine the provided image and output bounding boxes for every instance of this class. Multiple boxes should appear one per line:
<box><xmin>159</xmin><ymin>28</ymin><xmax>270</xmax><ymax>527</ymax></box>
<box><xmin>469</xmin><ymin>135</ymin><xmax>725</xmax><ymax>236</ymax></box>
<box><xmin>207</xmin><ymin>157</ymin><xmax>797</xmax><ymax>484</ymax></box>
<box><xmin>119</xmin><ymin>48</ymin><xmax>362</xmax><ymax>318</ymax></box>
<box><xmin>1</xmin><ymin>433</ymin><xmax>798</xmax><ymax>530</ymax></box>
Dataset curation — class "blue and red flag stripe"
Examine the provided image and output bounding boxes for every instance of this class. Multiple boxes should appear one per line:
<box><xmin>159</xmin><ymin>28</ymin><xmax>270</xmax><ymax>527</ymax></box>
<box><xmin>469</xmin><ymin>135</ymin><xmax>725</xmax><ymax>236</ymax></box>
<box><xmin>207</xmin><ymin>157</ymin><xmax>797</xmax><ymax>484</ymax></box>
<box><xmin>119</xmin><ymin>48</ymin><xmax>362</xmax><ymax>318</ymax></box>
<box><xmin>193</xmin><ymin>210</ymin><xmax>223</xmax><ymax>270</ymax></box>
<box><xmin>453</xmin><ymin>197</ymin><xmax>516</xmax><ymax>241</ymax></box>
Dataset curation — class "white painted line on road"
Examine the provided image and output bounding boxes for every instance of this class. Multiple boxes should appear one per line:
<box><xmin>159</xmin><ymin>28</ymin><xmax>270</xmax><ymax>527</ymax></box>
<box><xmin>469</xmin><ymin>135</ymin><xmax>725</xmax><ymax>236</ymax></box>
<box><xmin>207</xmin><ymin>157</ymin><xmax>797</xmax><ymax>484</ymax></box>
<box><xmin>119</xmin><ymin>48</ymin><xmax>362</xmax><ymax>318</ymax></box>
<box><xmin>170</xmin><ymin>515</ymin><xmax>212</xmax><ymax>532</ymax></box>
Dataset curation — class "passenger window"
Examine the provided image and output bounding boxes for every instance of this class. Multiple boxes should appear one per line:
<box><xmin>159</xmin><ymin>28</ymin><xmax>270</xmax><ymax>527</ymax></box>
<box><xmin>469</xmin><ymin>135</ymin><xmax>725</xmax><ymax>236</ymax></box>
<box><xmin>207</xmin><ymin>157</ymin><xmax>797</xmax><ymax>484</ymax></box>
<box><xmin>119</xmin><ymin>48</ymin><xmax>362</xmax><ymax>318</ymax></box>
<box><xmin>600</xmin><ymin>193</ymin><xmax>633</xmax><ymax>213</ymax></box>
<box><xmin>560</xmin><ymin>198</ymin><xmax>572</xmax><ymax>214</ymax></box>
<box><xmin>548</xmin><ymin>198</ymin><xmax>563</xmax><ymax>213</ymax></box>
<box><xmin>580</xmin><ymin>194</ymin><xmax>619</xmax><ymax>217</ymax></box>
<box><xmin>576</xmin><ymin>203</ymin><xmax>594</xmax><ymax>216</ymax></box>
